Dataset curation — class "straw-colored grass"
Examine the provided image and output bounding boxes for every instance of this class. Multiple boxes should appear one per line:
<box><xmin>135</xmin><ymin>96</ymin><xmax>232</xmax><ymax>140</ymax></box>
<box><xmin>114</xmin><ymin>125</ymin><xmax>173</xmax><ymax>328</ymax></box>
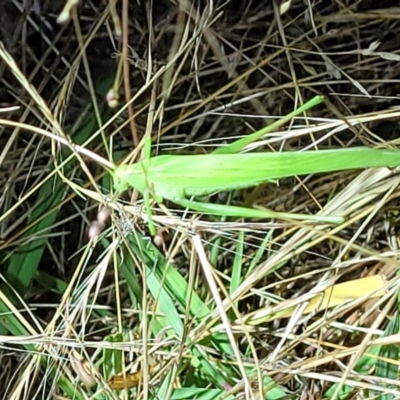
<box><xmin>1</xmin><ymin>1</ymin><xmax>400</xmax><ymax>399</ymax></box>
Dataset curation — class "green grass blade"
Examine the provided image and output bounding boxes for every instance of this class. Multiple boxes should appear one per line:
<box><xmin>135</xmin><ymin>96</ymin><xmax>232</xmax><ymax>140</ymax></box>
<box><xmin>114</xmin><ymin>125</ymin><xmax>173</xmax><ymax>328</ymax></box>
<box><xmin>324</xmin><ymin>345</ymin><xmax>382</xmax><ymax>399</ymax></box>
<box><xmin>146</xmin><ymin>269</ymin><xmax>185</xmax><ymax>338</ymax></box>
<box><xmin>0</xmin><ymin>73</ymin><xmax>115</xmax><ymax>398</ymax></box>
<box><xmin>230</xmin><ymin>231</ymin><xmax>244</xmax><ymax>314</ymax></box>
<box><xmin>248</xmin><ymin>231</ymin><xmax>273</xmax><ymax>276</ymax></box>
<box><xmin>103</xmin><ymin>333</ymin><xmax>124</xmax><ymax>380</ymax></box>
<box><xmin>213</xmin><ymin>95</ymin><xmax>324</xmax><ymax>155</ymax></box>
<box><xmin>170</xmin><ymin>388</ymin><xmax>234</xmax><ymax>400</ymax></box>
<box><xmin>4</xmin><ymin>184</ymin><xmax>66</xmax><ymax>293</ymax></box>
<box><xmin>122</xmin><ymin>233</ymin><xmax>236</xmax><ymax>388</ymax></box>
<box><xmin>4</xmin><ymin>111</ymin><xmax>113</xmax><ymax>296</ymax></box>
<box><xmin>374</xmin><ymin>314</ymin><xmax>400</xmax><ymax>400</ymax></box>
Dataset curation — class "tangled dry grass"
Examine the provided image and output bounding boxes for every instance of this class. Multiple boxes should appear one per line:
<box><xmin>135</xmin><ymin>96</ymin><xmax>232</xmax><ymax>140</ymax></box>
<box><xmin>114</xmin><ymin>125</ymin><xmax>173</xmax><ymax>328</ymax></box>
<box><xmin>1</xmin><ymin>1</ymin><xmax>400</xmax><ymax>399</ymax></box>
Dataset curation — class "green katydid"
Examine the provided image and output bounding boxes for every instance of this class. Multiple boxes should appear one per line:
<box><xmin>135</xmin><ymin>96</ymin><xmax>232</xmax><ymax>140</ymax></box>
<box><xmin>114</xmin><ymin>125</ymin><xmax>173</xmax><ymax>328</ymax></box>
<box><xmin>112</xmin><ymin>95</ymin><xmax>400</xmax><ymax>234</ymax></box>
<box><xmin>113</xmin><ymin>147</ymin><xmax>400</xmax><ymax>232</ymax></box>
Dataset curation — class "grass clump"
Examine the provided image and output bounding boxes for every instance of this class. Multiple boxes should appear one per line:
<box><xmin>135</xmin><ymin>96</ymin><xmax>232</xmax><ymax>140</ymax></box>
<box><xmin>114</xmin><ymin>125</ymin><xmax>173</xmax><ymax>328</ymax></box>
<box><xmin>1</xmin><ymin>1</ymin><xmax>400</xmax><ymax>399</ymax></box>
